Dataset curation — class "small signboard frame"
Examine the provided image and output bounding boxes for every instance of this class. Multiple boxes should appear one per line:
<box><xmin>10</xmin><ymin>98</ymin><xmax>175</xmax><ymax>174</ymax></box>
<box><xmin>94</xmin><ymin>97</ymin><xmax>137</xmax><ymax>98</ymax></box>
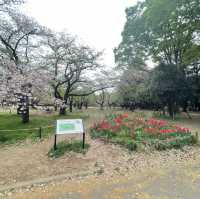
<box><xmin>54</xmin><ymin>119</ymin><xmax>85</xmax><ymax>150</ymax></box>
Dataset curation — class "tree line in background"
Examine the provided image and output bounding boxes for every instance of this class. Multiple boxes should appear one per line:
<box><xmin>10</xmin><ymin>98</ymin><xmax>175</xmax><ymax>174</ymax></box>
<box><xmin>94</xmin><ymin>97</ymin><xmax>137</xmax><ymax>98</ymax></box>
<box><xmin>0</xmin><ymin>0</ymin><xmax>113</xmax><ymax>122</ymax></box>
<box><xmin>114</xmin><ymin>0</ymin><xmax>200</xmax><ymax>119</ymax></box>
<box><xmin>0</xmin><ymin>0</ymin><xmax>199</xmax><ymax>123</ymax></box>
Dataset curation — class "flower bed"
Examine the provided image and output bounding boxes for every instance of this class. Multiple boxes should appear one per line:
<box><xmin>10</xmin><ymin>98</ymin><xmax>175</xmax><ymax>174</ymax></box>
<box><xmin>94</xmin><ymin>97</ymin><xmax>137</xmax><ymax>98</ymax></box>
<box><xmin>90</xmin><ymin>114</ymin><xmax>198</xmax><ymax>151</ymax></box>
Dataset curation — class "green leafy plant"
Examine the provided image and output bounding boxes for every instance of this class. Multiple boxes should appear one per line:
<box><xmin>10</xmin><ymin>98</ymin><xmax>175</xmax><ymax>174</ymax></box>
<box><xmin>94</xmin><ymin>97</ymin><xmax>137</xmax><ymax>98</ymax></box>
<box><xmin>48</xmin><ymin>140</ymin><xmax>90</xmax><ymax>158</ymax></box>
<box><xmin>90</xmin><ymin>114</ymin><xmax>198</xmax><ymax>151</ymax></box>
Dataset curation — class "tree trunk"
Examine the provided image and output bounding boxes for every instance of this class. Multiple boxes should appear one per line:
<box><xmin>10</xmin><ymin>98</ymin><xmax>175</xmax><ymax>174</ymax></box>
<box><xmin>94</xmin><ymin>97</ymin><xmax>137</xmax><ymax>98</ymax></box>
<box><xmin>59</xmin><ymin>107</ymin><xmax>66</xmax><ymax>115</ymax></box>
<box><xmin>78</xmin><ymin>102</ymin><xmax>83</xmax><ymax>110</ymax></box>
<box><xmin>69</xmin><ymin>100</ymin><xmax>73</xmax><ymax>112</ymax></box>
<box><xmin>84</xmin><ymin>102</ymin><xmax>88</xmax><ymax>109</ymax></box>
<box><xmin>198</xmin><ymin>103</ymin><xmax>200</xmax><ymax>112</ymax></box>
<box><xmin>168</xmin><ymin>102</ymin><xmax>175</xmax><ymax>119</ymax></box>
<box><xmin>22</xmin><ymin>107</ymin><xmax>29</xmax><ymax>123</ymax></box>
<box><xmin>17</xmin><ymin>95</ymin><xmax>30</xmax><ymax>123</ymax></box>
<box><xmin>17</xmin><ymin>106</ymin><xmax>21</xmax><ymax>115</ymax></box>
<box><xmin>183</xmin><ymin>103</ymin><xmax>187</xmax><ymax>112</ymax></box>
<box><xmin>162</xmin><ymin>106</ymin><xmax>166</xmax><ymax>116</ymax></box>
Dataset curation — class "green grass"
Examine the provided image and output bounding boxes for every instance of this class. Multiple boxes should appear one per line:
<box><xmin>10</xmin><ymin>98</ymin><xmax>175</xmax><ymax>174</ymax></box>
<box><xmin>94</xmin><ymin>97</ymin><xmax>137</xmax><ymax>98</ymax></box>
<box><xmin>48</xmin><ymin>140</ymin><xmax>90</xmax><ymax>158</ymax></box>
<box><xmin>152</xmin><ymin>111</ymin><xmax>189</xmax><ymax>122</ymax></box>
<box><xmin>154</xmin><ymin>135</ymin><xmax>198</xmax><ymax>150</ymax></box>
<box><xmin>111</xmin><ymin>136</ymin><xmax>138</xmax><ymax>151</ymax></box>
<box><xmin>0</xmin><ymin>113</ymin><xmax>89</xmax><ymax>144</ymax></box>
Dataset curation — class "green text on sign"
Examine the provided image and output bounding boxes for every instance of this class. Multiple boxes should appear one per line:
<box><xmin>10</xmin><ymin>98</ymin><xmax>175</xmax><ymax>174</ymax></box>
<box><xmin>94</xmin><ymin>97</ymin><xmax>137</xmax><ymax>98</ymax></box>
<box><xmin>56</xmin><ymin>119</ymin><xmax>84</xmax><ymax>134</ymax></box>
<box><xmin>59</xmin><ymin>123</ymin><xmax>75</xmax><ymax>131</ymax></box>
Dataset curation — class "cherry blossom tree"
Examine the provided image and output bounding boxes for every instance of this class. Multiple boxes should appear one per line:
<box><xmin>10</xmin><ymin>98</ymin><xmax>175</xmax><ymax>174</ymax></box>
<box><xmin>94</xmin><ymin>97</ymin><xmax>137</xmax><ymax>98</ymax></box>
<box><xmin>42</xmin><ymin>31</ymin><xmax>111</xmax><ymax>115</ymax></box>
<box><xmin>0</xmin><ymin>7</ymin><xmax>51</xmax><ymax>122</ymax></box>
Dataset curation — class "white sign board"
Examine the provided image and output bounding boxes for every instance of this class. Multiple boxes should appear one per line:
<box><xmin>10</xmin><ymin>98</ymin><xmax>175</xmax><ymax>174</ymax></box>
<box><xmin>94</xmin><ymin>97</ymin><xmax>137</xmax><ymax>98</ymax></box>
<box><xmin>56</xmin><ymin>119</ymin><xmax>84</xmax><ymax>134</ymax></box>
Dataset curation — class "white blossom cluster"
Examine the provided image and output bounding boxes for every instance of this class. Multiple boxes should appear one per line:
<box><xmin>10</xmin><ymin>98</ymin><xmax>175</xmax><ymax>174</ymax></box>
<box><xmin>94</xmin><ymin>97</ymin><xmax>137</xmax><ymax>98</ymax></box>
<box><xmin>0</xmin><ymin>58</ymin><xmax>53</xmax><ymax>107</ymax></box>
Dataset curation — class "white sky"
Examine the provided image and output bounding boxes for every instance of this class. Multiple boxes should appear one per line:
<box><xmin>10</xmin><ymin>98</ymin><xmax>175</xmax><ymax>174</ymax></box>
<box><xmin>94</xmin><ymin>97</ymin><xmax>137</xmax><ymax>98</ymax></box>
<box><xmin>22</xmin><ymin>0</ymin><xmax>138</xmax><ymax>67</ymax></box>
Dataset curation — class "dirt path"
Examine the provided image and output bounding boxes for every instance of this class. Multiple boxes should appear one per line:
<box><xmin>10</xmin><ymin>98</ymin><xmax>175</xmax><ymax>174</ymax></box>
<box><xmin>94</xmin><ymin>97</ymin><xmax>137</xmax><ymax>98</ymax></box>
<box><xmin>175</xmin><ymin>113</ymin><xmax>200</xmax><ymax>133</ymax></box>
<box><xmin>2</xmin><ymin>142</ymin><xmax>200</xmax><ymax>198</ymax></box>
<box><xmin>5</xmin><ymin>159</ymin><xmax>200</xmax><ymax>199</ymax></box>
<box><xmin>0</xmin><ymin>109</ymin><xmax>112</xmax><ymax>186</ymax></box>
<box><xmin>1</xmin><ymin>110</ymin><xmax>200</xmax><ymax>198</ymax></box>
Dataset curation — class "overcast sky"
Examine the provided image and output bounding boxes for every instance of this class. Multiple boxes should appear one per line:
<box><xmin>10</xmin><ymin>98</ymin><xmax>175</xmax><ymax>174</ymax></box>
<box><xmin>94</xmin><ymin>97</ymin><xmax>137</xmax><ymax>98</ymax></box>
<box><xmin>22</xmin><ymin>0</ymin><xmax>137</xmax><ymax>67</ymax></box>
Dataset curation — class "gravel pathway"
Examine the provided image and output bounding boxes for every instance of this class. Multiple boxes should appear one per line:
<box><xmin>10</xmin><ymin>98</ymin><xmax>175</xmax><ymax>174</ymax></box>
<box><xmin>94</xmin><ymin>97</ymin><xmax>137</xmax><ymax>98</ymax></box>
<box><xmin>4</xmin><ymin>158</ymin><xmax>200</xmax><ymax>199</ymax></box>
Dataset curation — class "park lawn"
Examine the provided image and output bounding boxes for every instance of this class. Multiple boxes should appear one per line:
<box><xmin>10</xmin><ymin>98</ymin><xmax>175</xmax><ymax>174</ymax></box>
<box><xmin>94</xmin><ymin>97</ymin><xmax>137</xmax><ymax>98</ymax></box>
<box><xmin>0</xmin><ymin>112</ymin><xmax>89</xmax><ymax>144</ymax></box>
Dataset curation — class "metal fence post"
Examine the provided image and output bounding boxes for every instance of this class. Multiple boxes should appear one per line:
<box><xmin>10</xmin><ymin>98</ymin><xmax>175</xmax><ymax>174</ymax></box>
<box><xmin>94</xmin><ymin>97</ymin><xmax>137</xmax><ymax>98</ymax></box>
<box><xmin>82</xmin><ymin>132</ymin><xmax>85</xmax><ymax>149</ymax></box>
<box><xmin>38</xmin><ymin>127</ymin><xmax>42</xmax><ymax>139</ymax></box>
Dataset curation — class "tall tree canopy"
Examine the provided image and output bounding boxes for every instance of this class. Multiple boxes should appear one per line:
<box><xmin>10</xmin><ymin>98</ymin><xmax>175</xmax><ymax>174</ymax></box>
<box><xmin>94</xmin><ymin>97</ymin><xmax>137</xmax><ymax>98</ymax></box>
<box><xmin>115</xmin><ymin>0</ymin><xmax>200</xmax><ymax>69</ymax></box>
<box><xmin>115</xmin><ymin>0</ymin><xmax>200</xmax><ymax>117</ymax></box>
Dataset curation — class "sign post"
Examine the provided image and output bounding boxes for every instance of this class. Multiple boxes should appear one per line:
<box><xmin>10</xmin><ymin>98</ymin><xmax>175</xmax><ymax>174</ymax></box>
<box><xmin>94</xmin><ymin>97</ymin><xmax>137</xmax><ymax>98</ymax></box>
<box><xmin>54</xmin><ymin>134</ymin><xmax>57</xmax><ymax>150</ymax></box>
<box><xmin>82</xmin><ymin>132</ymin><xmax>85</xmax><ymax>149</ymax></box>
<box><xmin>54</xmin><ymin>119</ymin><xmax>85</xmax><ymax>150</ymax></box>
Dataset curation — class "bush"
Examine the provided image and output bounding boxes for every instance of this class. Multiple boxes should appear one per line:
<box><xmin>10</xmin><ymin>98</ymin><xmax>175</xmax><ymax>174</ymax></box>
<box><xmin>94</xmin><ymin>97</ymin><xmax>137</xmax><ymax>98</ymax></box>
<box><xmin>48</xmin><ymin>140</ymin><xmax>90</xmax><ymax>158</ymax></box>
<box><xmin>154</xmin><ymin>135</ymin><xmax>198</xmax><ymax>150</ymax></box>
<box><xmin>90</xmin><ymin>129</ymin><xmax>116</xmax><ymax>139</ymax></box>
<box><xmin>111</xmin><ymin>137</ymin><xmax>137</xmax><ymax>151</ymax></box>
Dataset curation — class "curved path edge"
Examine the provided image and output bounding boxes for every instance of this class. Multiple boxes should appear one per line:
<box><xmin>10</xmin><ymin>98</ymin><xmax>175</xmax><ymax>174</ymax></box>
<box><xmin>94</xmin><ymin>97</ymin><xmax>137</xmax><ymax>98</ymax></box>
<box><xmin>0</xmin><ymin>169</ymin><xmax>98</xmax><ymax>194</ymax></box>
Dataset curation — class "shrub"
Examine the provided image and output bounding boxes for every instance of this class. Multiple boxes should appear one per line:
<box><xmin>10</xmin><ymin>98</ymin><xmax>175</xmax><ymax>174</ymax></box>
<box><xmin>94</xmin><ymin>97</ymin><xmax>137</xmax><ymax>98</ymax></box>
<box><xmin>48</xmin><ymin>140</ymin><xmax>90</xmax><ymax>158</ymax></box>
